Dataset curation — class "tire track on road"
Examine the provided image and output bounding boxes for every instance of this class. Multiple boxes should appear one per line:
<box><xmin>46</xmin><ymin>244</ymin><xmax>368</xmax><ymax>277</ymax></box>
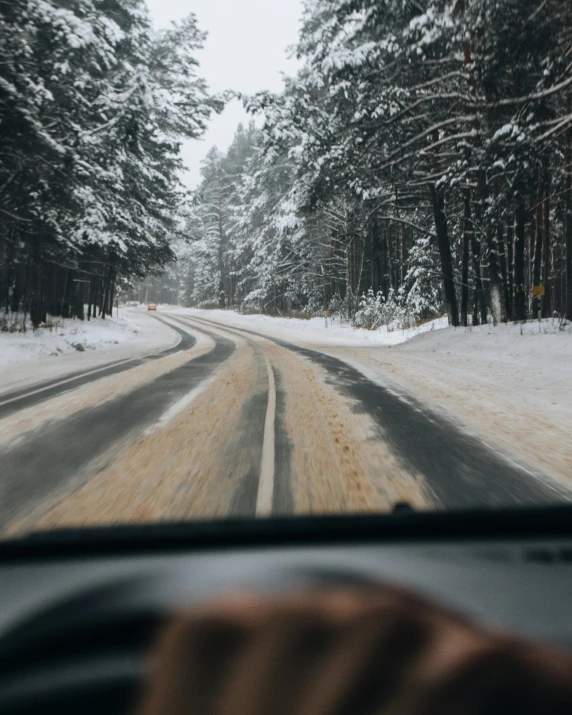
<box><xmin>170</xmin><ymin>315</ymin><xmax>274</xmax><ymax>518</ymax></box>
<box><xmin>4</xmin><ymin>319</ymin><xmax>271</xmax><ymax>533</ymax></box>
<box><xmin>0</xmin><ymin>321</ymin><xmax>234</xmax><ymax>529</ymax></box>
<box><xmin>271</xmin><ymin>367</ymin><xmax>294</xmax><ymax>516</ymax></box>
<box><xmin>186</xmin><ymin>314</ymin><xmax>571</xmax><ymax>511</ymax></box>
<box><xmin>0</xmin><ymin>316</ymin><xmax>195</xmax><ymax>419</ymax></box>
<box><xmin>4</xmin><ymin>314</ymin><xmax>423</xmax><ymax>533</ymax></box>
<box><xmin>177</xmin><ymin>315</ymin><xmax>422</xmax><ymax>517</ymax></box>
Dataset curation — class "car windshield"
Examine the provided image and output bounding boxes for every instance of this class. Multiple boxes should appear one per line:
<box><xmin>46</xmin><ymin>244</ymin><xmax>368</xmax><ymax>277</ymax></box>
<box><xmin>0</xmin><ymin>0</ymin><xmax>571</xmax><ymax>537</ymax></box>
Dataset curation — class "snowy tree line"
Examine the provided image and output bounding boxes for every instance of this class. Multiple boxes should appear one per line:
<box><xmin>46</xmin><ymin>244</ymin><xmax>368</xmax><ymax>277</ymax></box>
<box><xmin>0</xmin><ymin>0</ymin><xmax>220</xmax><ymax>329</ymax></box>
<box><xmin>186</xmin><ymin>0</ymin><xmax>572</xmax><ymax>327</ymax></box>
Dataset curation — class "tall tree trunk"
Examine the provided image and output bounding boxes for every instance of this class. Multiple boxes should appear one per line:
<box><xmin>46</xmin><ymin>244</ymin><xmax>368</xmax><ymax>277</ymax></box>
<box><xmin>380</xmin><ymin>226</ymin><xmax>387</xmax><ymax>297</ymax></box>
<box><xmin>96</xmin><ymin>274</ymin><xmax>103</xmax><ymax>317</ymax></box>
<box><xmin>346</xmin><ymin>241</ymin><xmax>353</xmax><ymax>320</ymax></box>
<box><xmin>29</xmin><ymin>236</ymin><xmax>44</xmax><ymax>327</ymax></box>
<box><xmin>533</xmin><ymin>196</ymin><xmax>543</xmax><ymax>319</ymax></box>
<box><xmin>218</xmin><ymin>187</ymin><xmax>226</xmax><ymax>307</ymax></box>
<box><xmin>541</xmin><ymin>156</ymin><xmax>552</xmax><ymax>318</ymax></box>
<box><xmin>108</xmin><ymin>270</ymin><xmax>116</xmax><ymax>317</ymax></box>
<box><xmin>51</xmin><ymin>267</ymin><xmax>58</xmax><ymax>317</ymax></box>
<box><xmin>101</xmin><ymin>264</ymin><xmax>111</xmax><ymax>319</ymax></box>
<box><xmin>469</xmin><ymin>209</ymin><xmax>487</xmax><ymax>325</ymax></box>
<box><xmin>353</xmin><ymin>238</ymin><xmax>359</xmax><ymax>293</ymax></box>
<box><xmin>566</xmin><ymin>134</ymin><xmax>572</xmax><ymax>320</ymax></box>
<box><xmin>399</xmin><ymin>224</ymin><xmax>405</xmax><ymax>287</ymax></box>
<box><xmin>429</xmin><ymin>183</ymin><xmax>459</xmax><ymax>326</ymax></box>
<box><xmin>368</xmin><ymin>224</ymin><xmax>376</xmax><ymax>295</ymax></box>
<box><xmin>472</xmin><ymin>286</ymin><xmax>479</xmax><ymax>327</ymax></box>
<box><xmin>87</xmin><ymin>274</ymin><xmax>93</xmax><ymax>321</ymax></box>
<box><xmin>5</xmin><ymin>235</ymin><xmax>18</xmax><ymax>313</ymax></box>
<box><xmin>77</xmin><ymin>281</ymin><xmax>85</xmax><ymax>321</ymax></box>
<box><xmin>461</xmin><ymin>190</ymin><xmax>471</xmax><ymax>326</ymax></box>
<box><xmin>514</xmin><ymin>200</ymin><xmax>527</xmax><ymax>321</ymax></box>
<box><xmin>471</xmin><ymin>218</ymin><xmax>483</xmax><ymax>326</ymax></box>
<box><xmin>60</xmin><ymin>269</ymin><xmax>71</xmax><ymax>318</ymax></box>
<box><xmin>392</xmin><ymin>224</ymin><xmax>399</xmax><ymax>290</ymax></box>
<box><xmin>494</xmin><ymin>181</ymin><xmax>511</xmax><ymax>321</ymax></box>
<box><xmin>385</xmin><ymin>222</ymin><xmax>392</xmax><ymax>294</ymax></box>
<box><xmin>477</xmin><ymin>169</ymin><xmax>503</xmax><ymax>323</ymax></box>
<box><xmin>496</xmin><ymin>222</ymin><xmax>511</xmax><ymax>322</ymax></box>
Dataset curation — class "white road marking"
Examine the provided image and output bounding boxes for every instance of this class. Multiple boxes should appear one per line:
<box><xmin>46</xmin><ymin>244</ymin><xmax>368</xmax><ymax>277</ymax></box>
<box><xmin>256</xmin><ymin>355</ymin><xmax>276</xmax><ymax>517</ymax></box>
<box><xmin>170</xmin><ymin>314</ymin><xmax>278</xmax><ymax>514</ymax></box>
<box><xmin>0</xmin><ymin>355</ymin><xmax>139</xmax><ymax>408</ymax></box>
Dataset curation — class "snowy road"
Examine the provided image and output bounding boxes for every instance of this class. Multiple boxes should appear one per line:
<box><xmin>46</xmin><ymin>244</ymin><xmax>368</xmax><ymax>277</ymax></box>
<box><xmin>1</xmin><ymin>311</ymin><xmax>570</xmax><ymax>535</ymax></box>
<box><xmin>0</xmin><ymin>316</ymin><xmax>195</xmax><ymax>420</ymax></box>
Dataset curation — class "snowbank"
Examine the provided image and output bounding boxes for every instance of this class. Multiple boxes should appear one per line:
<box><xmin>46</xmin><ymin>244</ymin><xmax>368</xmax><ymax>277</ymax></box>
<box><xmin>324</xmin><ymin>317</ymin><xmax>572</xmax><ymax>489</ymax></box>
<box><xmin>0</xmin><ymin>313</ymin><xmax>146</xmax><ymax>367</ymax></box>
<box><xmin>175</xmin><ymin>308</ymin><xmax>449</xmax><ymax>347</ymax></box>
<box><xmin>0</xmin><ymin>308</ymin><xmax>184</xmax><ymax>396</ymax></box>
<box><xmin>172</xmin><ymin>308</ymin><xmax>572</xmax><ymax>486</ymax></box>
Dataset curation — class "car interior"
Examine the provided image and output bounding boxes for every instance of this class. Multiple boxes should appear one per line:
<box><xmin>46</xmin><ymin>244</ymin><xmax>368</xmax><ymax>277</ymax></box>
<box><xmin>1</xmin><ymin>505</ymin><xmax>572</xmax><ymax>715</ymax></box>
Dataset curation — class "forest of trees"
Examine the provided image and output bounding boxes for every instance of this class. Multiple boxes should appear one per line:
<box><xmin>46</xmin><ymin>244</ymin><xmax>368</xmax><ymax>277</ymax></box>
<box><xmin>184</xmin><ymin>0</ymin><xmax>572</xmax><ymax>328</ymax></box>
<box><xmin>2</xmin><ymin>0</ymin><xmax>571</xmax><ymax>331</ymax></box>
<box><xmin>0</xmin><ymin>0</ymin><xmax>220</xmax><ymax>329</ymax></box>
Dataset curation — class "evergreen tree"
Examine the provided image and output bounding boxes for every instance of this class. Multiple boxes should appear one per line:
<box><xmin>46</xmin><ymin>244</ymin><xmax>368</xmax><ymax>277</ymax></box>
<box><xmin>0</xmin><ymin>0</ymin><xmax>221</xmax><ymax>325</ymax></box>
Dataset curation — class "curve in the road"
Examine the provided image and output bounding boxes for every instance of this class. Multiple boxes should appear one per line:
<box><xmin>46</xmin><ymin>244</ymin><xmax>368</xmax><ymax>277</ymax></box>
<box><xmin>0</xmin><ymin>316</ymin><xmax>195</xmax><ymax>420</ymax></box>
<box><xmin>168</xmin><ymin>315</ymin><xmax>276</xmax><ymax>519</ymax></box>
<box><xmin>0</xmin><ymin>321</ymin><xmax>235</xmax><ymax>528</ymax></box>
<box><xmin>185</xmin><ymin>314</ymin><xmax>572</xmax><ymax>511</ymax></box>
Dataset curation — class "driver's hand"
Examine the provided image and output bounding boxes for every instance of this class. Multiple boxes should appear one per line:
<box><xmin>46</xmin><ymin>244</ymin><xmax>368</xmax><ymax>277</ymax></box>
<box><xmin>135</xmin><ymin>587</ymin><xmax>572</xmax><ymax>715</ymax></box>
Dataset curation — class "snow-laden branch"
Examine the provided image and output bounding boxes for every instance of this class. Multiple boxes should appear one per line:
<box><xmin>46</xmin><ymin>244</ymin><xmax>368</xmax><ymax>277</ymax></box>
<box><xmin>484</xmin><ymin>74</ymin><xmax>572</xmax><ymax>108</ymax></box>
<box><xmin>534</xmin><ymin>112</ymin><xmax>572</xmax><ymax>144</ymax></box>
<box><xmin>0</xmin><ymin>206</ymin><xmax>34</xmax><ymax>223</ymax></box>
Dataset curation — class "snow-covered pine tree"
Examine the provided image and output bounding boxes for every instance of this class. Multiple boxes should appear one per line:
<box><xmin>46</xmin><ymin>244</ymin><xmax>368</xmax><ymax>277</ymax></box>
<box><xmin>128</xmin><ymin>0</ymin><xmax>572</xmax><ymax>327</ymax></box>
<box><xmin>0</xmin><ymin>0</ymin><xmax>221</xmax><ymax>326</ymax></box>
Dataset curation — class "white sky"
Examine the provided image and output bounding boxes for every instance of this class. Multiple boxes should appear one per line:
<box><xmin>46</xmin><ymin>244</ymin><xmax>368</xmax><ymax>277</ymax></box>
<box><xmin>145</xmin><ymin>0</ymin><xmax>303</xmax><ymax>188</ymax></box>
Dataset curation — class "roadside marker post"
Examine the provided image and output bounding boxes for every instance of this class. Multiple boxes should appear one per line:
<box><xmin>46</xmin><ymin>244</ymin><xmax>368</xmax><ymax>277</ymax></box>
<box><xmin>532</xmin><ymin>286</ymin><xmax>545</xmax><ymax>321</ymax></box>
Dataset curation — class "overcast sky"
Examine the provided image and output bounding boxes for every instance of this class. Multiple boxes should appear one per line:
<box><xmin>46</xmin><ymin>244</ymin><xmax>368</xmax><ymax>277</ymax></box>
<box><xmin>145</xmin><ymin>0</ymin><xmax>303</xmax><ymax>188</ymax></box>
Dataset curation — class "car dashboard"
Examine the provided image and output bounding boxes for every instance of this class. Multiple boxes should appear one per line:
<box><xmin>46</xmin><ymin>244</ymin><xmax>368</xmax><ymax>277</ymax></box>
<box><xmin>1</xmin><ymin>507</ymin><xmax>572</xmax><ymax>715</ymax></box>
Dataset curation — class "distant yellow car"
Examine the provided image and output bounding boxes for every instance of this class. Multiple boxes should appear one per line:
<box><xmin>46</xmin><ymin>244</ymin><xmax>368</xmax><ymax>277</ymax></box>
<box><xmin>147</xmin><ymin>304</ymin><xmax>157</xmax><ymax>311</ymax></box>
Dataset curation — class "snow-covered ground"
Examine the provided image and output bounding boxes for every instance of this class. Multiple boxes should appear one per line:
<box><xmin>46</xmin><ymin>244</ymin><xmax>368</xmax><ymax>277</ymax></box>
<box><xmin>2</xmin><ymin>303</ymin><xmax>571</xmax><ymax>488</ymax></box>
<box><xmin>176</xmin><ymin>308</ymin><xmax>572</xmax><ymax>488</ymax></box>
<box><xmin>174</xmin><ymin>307</ymin><xmax>449</xmax><ymax>346</ymax></box>
<box><xmin>325</xmin><ymin>319</ymin><xmax>572</xmax><ymax>489</ymax></box>
<box><xmin>0</xmin><ymin>309</ymin><xmax>179</xmax><ymax>395</ymax></box>
<box><xmin>0</xmin><ymin>312</ymin><xmax>143</xmax><ymax>366</ymax></box>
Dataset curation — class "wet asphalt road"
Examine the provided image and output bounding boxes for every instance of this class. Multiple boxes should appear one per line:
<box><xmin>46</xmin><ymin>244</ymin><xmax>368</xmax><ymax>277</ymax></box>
<box><xmin>0</xmin><ymin>316</ymin><xmax>195</xmax><ymax>420</ymax></box>
<box><xmin>0</xmin><ymin>312</ymin><xmax>569</xmax><ymax>531</ymax></box>
<box><xmin>0</xmin><ymin>321</ymin><xmax>232</xmax><ymax>528</ymax></box>
<box><xmin>189</xmin><ymin>315</ymin><xmax>569</xmax><ymax>510</ymax></box>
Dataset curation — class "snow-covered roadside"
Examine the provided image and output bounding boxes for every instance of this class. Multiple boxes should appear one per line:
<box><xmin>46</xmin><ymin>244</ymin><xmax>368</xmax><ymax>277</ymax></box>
<box><xmin>0</xmin><ymin>328</ymin><xmax>215</xmax><ymax>451</ymax></box>
<box><xmin>0</xmin><ymin>312</ymin><xmax>143</xmax><ymax>366</ymax></box>
<box><xmin>175</xmin><ymin>308</ymin><xmax>572</xmax><ymax>489</ymax></box>
<box><xmin>173</xmin><ymin>307</ymin><xmax>449</xmax><ymax>346</ymax></box>
<box><xmin>0</xmin><ymin>308</ymin><xmax>179</xmax><ymax>396</ymax></box>
<box><xmin>324</xmin><ymin>320</ymin><xmax>572</xmax><ymax>490</ymax></box>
